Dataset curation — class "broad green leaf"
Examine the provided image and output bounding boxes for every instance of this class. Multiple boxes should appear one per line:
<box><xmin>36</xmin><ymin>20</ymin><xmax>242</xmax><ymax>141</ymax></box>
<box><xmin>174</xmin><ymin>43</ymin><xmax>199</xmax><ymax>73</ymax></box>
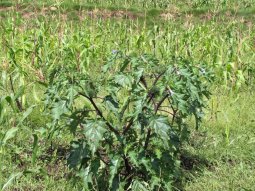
<box><xmin>109</xmin><ymin>157</ymin><xmax>121</xmax><ymax>188</ymax></box>
<box><xmin>103</xmin><ymin>95</ymin><xmax>119</xmax><ymax>115</ymax></box>
<box><xmin>150</xmin><ymin>116</ymin><xmax>171</xmax><ymax>144</ymax></box>
<box><xmin>67</xmin><ymin>85</ymin><xmax>77</xmax><ymax>106</ymax></box>
<box><xmin>189</xmin><ymin>83</ymin><xmax>199</xmax><ymax>100</ymax></box>
<box><xmin>102</xmin><ymin>53</ymin><xmax>119</xmax><ymax>72</ymax></box>
<box><xmin>154</xmin><ymin>148</ymin><xmax>162</xmax><ymax>159</ymax></box>
<box><xmin>131</xmin><ymin>180</ymin><xmax>148</xmax><ymax>191</ymax></box>
<box><xmin>119</xmin><ymin>97</ymin><xmax>130</xmax><ymax>120</ymax></box>
<box><xmin>164</xmin><ymin>180</ymin><xmax>173</xmax><ymax>191</ymax></box>
<box><xmin>83</xmin><ymin>120</ymin><xmax>106</xmax><ymax>155</ymax></box>
<box><xmin>68</xmin><ymin>110</ymin><xmax>88</xmax><ymax>134</ymax></box>
<box><xmin>51</xmin><ymin>100</ymin><xmax>68</xmax><ymax>120</ymax></box>
<box><xmin>67</xmin><ymin>141</ymin><xmax>90</xmax><ymax>169</ymax></box>
<box><xmin>90</xmin><ymin>158</ymin><xmax>100</xmax><ymax>173</ymax></box>
<box><xmin>150</xmin><ymin>176</ymin><xmax>161</xmax><ymax>190</ymax></box>
<box><xmin>128</xmin><ymin>151</ymin><xmax>139</xmax><ymax>167</ymax></box>
<box><xmin>79</xmin><ymin>166</ymin><xmax>92</xmax><ymax>189</ymax></box>
<box><xmin>141</xmin><ymin>157</ymin><xmax>153</xmax><ymax>173</ymax></box>
<box><xmin>114</xmin><ymin>74</ymin><xmax>133</xmax><ymax>88</ymax></box>
<box><xmin>133</xmin><ymin>69</ymin><xmax>144</xmax><ymax>84</ymax></box>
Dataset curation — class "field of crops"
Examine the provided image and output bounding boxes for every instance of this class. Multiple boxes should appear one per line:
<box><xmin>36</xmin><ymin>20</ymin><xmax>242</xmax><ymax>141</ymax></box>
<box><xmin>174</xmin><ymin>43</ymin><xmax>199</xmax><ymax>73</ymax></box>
<box><xmin>0</xmin><ymin>1</ymin><xmax>255</xmax><ymax>191</ymax></box>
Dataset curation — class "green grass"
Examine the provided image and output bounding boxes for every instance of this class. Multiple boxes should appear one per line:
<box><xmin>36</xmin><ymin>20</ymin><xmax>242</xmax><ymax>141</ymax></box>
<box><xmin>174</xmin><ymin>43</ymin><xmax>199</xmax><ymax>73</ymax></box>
<box><xmin>182</xmin><ymin>90</ymin><xmax>255</xmax><ymax>190</ymax></box>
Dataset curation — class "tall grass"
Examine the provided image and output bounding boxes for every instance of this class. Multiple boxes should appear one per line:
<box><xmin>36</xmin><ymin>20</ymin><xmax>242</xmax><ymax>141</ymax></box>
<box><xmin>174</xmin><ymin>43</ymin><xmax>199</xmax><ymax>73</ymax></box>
<box><xmin>0</xmin><ymin>13</ymin><xmax>254</xmax><ymax>90</ymax></box>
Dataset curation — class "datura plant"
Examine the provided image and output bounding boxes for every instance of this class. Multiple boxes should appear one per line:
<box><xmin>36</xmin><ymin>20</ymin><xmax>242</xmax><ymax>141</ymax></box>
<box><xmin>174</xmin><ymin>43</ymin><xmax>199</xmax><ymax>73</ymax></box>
<box><xmin>45</xmin><ymin>52</ymin><xmax>213</xmax><ymax>190</ymax></box>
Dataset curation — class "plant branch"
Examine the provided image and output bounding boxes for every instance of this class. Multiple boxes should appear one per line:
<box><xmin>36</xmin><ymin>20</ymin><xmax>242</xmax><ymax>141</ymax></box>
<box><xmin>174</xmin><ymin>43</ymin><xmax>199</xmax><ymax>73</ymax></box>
<box><xmin>168</xmin><ymin>98</ymin><xmax>178</xmax><ymax>125</ymax></box>
<box><xmin>152</xmin><ymin>71</ymin><xmax>166</xmax><ymax>86</ymax></box>
<box><xmin>123</xmin><ymin>155</ymin><xmax>132</xmax><ymax>174</ymax></box>
<box><xmin>79</xmin><ymin>92</ymin><xmax>120</xmax><ymax>136</ymax></box>
<box><xmin>158</xmin><ymin>109</ymin><xmax>174</xmax><ymax>116</ymax></box>
<box><xmin>123</xmin><ymin>155</ymin><xmax>133</xmax><ymax>188</ymax></box>
<box><xmin>140</xmin><ymin>75</ymin><xmax>148</xmax><ymax>89</ymax></box>
<box><xmin>155</xmin><ymin>93</ymin><xmax>169</xmax><ymax>114</ymax></box>
<box><xmin>146</xmin><ymin>71</ymin><xmax>166</xmax><ymax>105</ymax></box>
<box><xmin>123</xmin><ymin>118</ymin><xmax>134</xmax><ymax>135</ymax></box>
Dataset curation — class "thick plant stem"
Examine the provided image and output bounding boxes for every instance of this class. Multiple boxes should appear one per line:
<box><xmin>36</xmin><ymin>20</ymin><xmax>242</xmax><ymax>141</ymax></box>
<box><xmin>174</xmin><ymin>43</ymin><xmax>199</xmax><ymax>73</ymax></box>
<box><xmin>155</xmin><ymin>93</ymin><xmax>169</xmax><ymax>113</ymax></box>
<box><xmin>88</xmin><ymin>97</ymin><xmax>120</xmax><ymax>136</ymax></box>
<box><xmin>79</xmin><ymin>92</ymin><xmax>120</xmax><ymax>136</ymax></box>
<box><xmin>123</xmin><ymin>155</ymin><xmax>133</xmax><ymax>189</ymax></box>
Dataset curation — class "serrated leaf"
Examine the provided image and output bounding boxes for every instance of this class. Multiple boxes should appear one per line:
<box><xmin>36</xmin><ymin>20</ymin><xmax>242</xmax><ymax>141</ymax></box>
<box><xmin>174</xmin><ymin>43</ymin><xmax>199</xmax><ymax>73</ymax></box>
<box><xmin>103</xmin><ymin>95</ymin><xmax>119</xmax><ymax>115</ymax></box>
<box><xmin>83</xmin><ymin>120</ymin><xmax>106</xmax><ymax>155</ymax></box>
<box><xmin>119</xmin><ymin>97</ymin><xmax>130</xmax><ymax>120</ymax></box>
<box><xmin>79</xmin><ymin>165</ymin><xmax>92</xmax><ymax>189</ymax></box>
<box><xmin>67</xmin><ymin>141</ymin><xmax>90</xmax><ymax>169</ymax></box>
<box><xmin>68</xmin><ymin>110</ymin><xmax>88</xmax><ymax>134</ymax></box>
<box><xmin>128</xmin><ymin>151</ymin><xmax>139</xmax><ymax>167</ymax></box>
<box><xmin>67</xmin><ymin>85</ymin><xmax>77</xmax><ymax>106</ymax></box>
<box><xmin>164</xmin><ymin>180</ymin><xmax>173</xmax><ymax>191</ymax></box>
<box><xmin>109</xmin><ymin>157</ymin><xmax>121</xmax><ymax>189</ymax></box>
<box><xmin>189</xmin><ymin>83</ymin><xmax>199</xmax><ymax>100</ymax></box>
<box><xmin>141</xmin><ymin>157</ymin><xmax>152</xmax><ymax>173</ymax></box>
<box><xmin>150</xmin><ymin>176</ymin><xmax>161</xmax><ymax>190</ymax></box>
<box><xmin>133</xmin><ymin>69</ymin><xmax>144</xmax><ymax>84</ymax></box>
<box><xmin>114</xmin><ymin>74</ymin><xmax>133</xmax><ymax>88</ymax></box>
<box><xmin>131</xmin><ymin>180</ymin><xmax>148</xmax><ymax>191</ymax></box>
<box><xmin>154</xmin><ymin>148</ymin><xmax>162</xmax><ymax>159</ymax></box>
<box><xmin>51</xmin><ymin>100</ymin><xmax>68</xmax><ymax>120</ymax></box>
<box><xmin>150</xmin><ymin>116</ymin><xmax>171</xmax><ymax>144</ymax></box>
